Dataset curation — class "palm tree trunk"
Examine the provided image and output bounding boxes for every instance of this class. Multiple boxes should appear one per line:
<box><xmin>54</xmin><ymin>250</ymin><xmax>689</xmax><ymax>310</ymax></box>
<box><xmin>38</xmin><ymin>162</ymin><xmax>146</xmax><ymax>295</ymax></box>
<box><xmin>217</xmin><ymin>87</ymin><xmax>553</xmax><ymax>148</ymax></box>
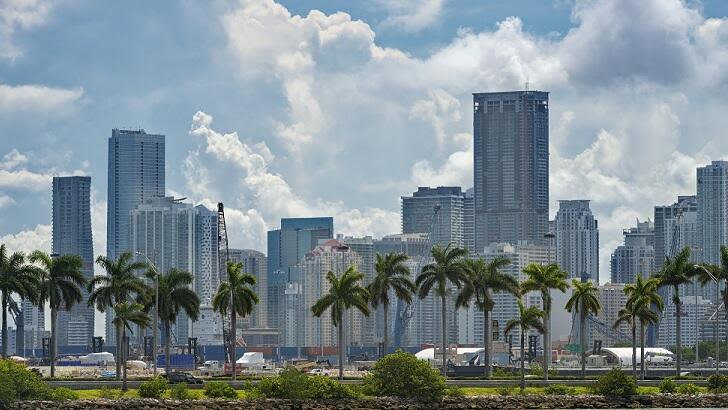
<box><xmin>165</xmin><ymin>320</ymin><xmax>171</xmax><ymax>376</ymax></box>
<box><xmin>484</xmin><ymin>309</ymin><xmax>491</xmax><ymax>378</ymax></box>
<box><xmin>640</xmin><ymin>321</ymin><xmax>645</xmax><ymax>380</ymax></box>
<box><xmin>1</xmin><ymin>295</ymin><xmax>7</xmax><ymax>358</ymax></box>
<box><xmin>231</xmin><ymin>310</ymin><xmax>237</xmax><ymax>382</ymax></box>
<box><xmin>580</xmin><ymin>308</ymin><xmax>586</xmax><ymax>379</ymax></box>
<box><xmin>122</xmin><ymin>330</ymin><xmax>128</xmax><ymax>392</ymax></box>
<box><xmin>382</xmin><ymin>304</ymin><xmax>388</xmax><ymax>357</ymax></box>
<box><xmin>441</xmin><ymin>293</ymin><xmax>447</xmax><ymax>377</ymax></box>
<box><xmin>520</xmin><ymin>330</ymin><xmax>525</xmax><ymax>391</ymax></box>
<box><xmin>543</xmin><ymin>299</ymin><xmax>550</xmax><ymax>381</ymax></box>
<box><xmin>51</xmin><ymin>307</ymin><xmax>57</xmax><ymax>378</ymax></box>
<box><xmin>115</xmin><ymin>321</ymin><xmax>123</xmax><ymax>381</ymax></box>
<box><xmin>631</xmin><ymin>319</ymin><xmax>637</xmax><ymax>378</ymax></box>
<box><xmin>338</xmin><ymin>323</ymin><xmax>344</xmax><ymax>382</ymax></box>
<box><xmin>676</xmin><ymin>300</ymin><xmax>682</xmax><ymax>377</ymax></box>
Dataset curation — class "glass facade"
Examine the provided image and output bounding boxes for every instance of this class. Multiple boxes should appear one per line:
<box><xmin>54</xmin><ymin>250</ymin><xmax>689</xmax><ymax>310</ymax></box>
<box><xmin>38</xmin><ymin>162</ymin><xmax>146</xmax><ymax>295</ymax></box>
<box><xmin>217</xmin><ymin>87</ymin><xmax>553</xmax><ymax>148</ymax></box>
<box><xmin>52</xmin><ymin>176</ymin><xmax>94</xmax><ymax>347</ymax></box>
<box><xmin>473</xmin><ymin>91</ymin><xmax>549</xmax><ymax>250</ymax></box>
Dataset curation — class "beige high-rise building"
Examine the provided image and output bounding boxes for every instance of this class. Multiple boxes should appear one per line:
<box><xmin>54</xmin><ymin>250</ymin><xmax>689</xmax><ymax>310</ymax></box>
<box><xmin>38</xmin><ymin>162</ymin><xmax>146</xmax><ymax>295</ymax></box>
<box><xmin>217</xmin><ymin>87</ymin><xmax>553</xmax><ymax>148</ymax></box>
<box><xmin>300</xmin><ymin>239</ymin><xmax>365</xmax><ymax>347</ymax></box>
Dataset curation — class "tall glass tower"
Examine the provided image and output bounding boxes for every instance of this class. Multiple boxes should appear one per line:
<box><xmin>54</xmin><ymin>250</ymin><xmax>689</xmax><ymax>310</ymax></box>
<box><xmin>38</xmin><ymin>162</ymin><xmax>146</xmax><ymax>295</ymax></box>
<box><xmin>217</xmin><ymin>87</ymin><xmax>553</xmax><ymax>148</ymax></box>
<box><xmin>106</xmin><ymin>128</ymin><xmax>165</xmax><ymax>344</ymax></box>
<box><xmin>52</xmin><ymin>176</ymin><xmax>94</xmax><ymax>347</ymax></box>
<box><xmin>473</xmin><ymin>91</ymin><xmax>549</xmax><ymax>250</ymax></box>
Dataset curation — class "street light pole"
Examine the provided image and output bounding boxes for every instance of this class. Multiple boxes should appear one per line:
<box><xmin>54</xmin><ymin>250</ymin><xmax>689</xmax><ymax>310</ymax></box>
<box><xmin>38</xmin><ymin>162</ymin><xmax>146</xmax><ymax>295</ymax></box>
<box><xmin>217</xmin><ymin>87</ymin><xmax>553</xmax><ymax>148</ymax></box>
<box><xmin>136</xmin><ymin>251</ymin><xmax>159</xmax><ymax>376</ymax></box>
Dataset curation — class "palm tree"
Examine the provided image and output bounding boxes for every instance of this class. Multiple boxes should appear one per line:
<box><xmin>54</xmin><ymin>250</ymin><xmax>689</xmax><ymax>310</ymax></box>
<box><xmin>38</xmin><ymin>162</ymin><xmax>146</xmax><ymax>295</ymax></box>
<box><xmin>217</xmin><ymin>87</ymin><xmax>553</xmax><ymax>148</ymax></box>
<box><xmin>504</xmin><ymin>299</ymin><xmax>545</xmax><ymax>391</ymax></box>
<box><xmin>624</xmin><ymin>275</ymin><xmax>663</xmax><ymax>380</ymax></box>
<box><xmin>655</xmin><ymin>246</ymin><xmax>698</xmax><ymax>377</ymax></box>
<box><xmin>145</xmin><ymin>268</ymin><xmax>200</xmax><ymax>376</ymax></box>
<box><xmin>112</xmin><ymin>302</ymin><xmax>150</xmax><ymax>391</ymax></box>
<box><xmin>88</xmin><ymin>253</ymin><xmax>149</xmax><ymax>380</ymax></box>
<box><xmin>0</xmin><ymin>245</ymin><xmax>39</xmax><ymax>358</ymax></box>
<box><xmin>521</xmin><ymin>263</ymin><xmax>569</xmax><ymax>380</ymax></box>
<box><xmin>28</xmin><ymin>251</ymin><xmax>87</xmax><ymax>378</ymax></box>
<box><xmin>455</xmin><ymin>257</ymin><xmax>518</xmax><ymax>377</ymax></box>
<box><xmin>212</xmin><ymin>261</ymin><xmax>258</xmax><ymax>382</ymax></box>
<box><xmin>368</xmin><ymin>252</ymin><xmax>415</xmax><ymax>356</ymax></box>
<box><xmin>416</xmin><ymin>244</ymin><xmax>468</xmax><ymax>377</ymax></box>
<box><xmin>694</xmin><ymin>246</ymin><xmax>728</xmax><ymax>362</ymax></box>
<box><xmin>311</xmin><ymin>266</ymin><xmax>370</xmax><ymax>381</ymax></box>
<box><xmin>565</xmin><ymin>280</ymin><xmax>601</xmax><ymax>379</ymax></box>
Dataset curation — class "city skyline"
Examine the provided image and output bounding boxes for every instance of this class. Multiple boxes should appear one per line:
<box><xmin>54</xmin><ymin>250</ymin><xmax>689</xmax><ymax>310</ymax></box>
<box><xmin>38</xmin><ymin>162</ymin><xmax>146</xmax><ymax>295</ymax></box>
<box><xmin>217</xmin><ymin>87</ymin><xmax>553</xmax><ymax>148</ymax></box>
<box><xmin>4</xmin><ymin>0</ymin><xmax>728</xmax><ymax>287</ymax></box>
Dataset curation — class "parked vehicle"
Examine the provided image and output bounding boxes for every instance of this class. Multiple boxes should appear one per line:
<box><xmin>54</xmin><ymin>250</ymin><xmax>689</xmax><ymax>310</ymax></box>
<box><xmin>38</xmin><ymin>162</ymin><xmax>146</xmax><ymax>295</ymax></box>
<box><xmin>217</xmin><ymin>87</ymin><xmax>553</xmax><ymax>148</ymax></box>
<box><xmin>162</xmin><ymin>372</ymin><xmax>203</xmax><ymax>384</ymax></box>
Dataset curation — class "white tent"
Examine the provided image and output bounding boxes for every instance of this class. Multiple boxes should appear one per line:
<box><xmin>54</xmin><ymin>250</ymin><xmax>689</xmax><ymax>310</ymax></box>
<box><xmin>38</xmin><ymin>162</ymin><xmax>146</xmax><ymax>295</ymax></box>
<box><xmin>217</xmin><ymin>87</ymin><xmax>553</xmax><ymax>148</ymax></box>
<box><xmin>236</xmin><ymin>352</ymin><xmax>264</xmax><ymax>365</ymax></box>
<box><xmin>601</xmin><ymin>347</ymin><xmax>673</xmax><ymax>366</ymax></box>
<box><xmin>415</xmin><ymin>347</ymin><xmax>484</xmax><ymax>361</ymax></box>
<box><xmin>79</xmin><ymin>352</ymin><xmax>114</xmax><ymax>364</ymax></box>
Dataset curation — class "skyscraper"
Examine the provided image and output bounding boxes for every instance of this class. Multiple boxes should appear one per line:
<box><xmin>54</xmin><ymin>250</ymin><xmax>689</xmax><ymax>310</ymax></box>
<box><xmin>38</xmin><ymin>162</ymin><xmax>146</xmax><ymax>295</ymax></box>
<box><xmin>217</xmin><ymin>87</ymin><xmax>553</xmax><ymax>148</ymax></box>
<box><xmin>341</xmin><ymin>235</ymin><xmax>376</xmax><ymax>345</ymax></box>
<box><xmin>698</xmin><ymin>161</ymin><xmax>728</xmax><ymax>266</ymax></box>
<box><xmin>473</xmin><ymin>91</ymin><xmax>549</xmax><ymax>250</ymax></box>
<box><xmin>266</xmin><ymin>217</ymin><xmax>333</xmax><ymax>335</ymax></box>
<box><xmin>555</xmin><ymin>200</ymin><xmax>599</xmax><ymax>283</ymax></box>
<box><xmin>299</xmin><ymin>239</ymin><xmax>364</xmax><ymax>347</ymax></box>
<box><xmin>128</xmin><ymin>197</ymin><xmax>218</xmax><ymax>345</ymax></box>
<box><xmin>106</xmin><ymin>128</ymin><xmax>165</xmax><ymax>343</ymax></box>
<box><xmin>610</xmin><ymin>219</ymin><xmax>655</xmax><ymax>284</ymax></box>
<box><xmin>654</xmin><ymin>195</ymin><xmax>699</xmax><ymax>272</ymax></box>
<box><xmin>52</xmin><ymin>176</ymin><xmax>94</xmax><ymax>347</ymax></box>
<box><xmin>227</xmin><ymin>249</ymin><xmax>267</xmax><ymax>329</ymax></box>
<box><xmin>401</xmin><ymin>186</ymin><xmax>468</xmax><ymax>248</ymax></box>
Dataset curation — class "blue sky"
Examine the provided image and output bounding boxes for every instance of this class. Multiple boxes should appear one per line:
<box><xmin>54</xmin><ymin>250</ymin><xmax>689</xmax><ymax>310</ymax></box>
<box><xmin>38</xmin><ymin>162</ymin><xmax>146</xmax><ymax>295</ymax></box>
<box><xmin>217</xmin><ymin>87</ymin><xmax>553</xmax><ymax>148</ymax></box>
<box><xmin>4</xmin><ymin>0</ymin><xmax>728</xmax><ymax>317</ymax></box>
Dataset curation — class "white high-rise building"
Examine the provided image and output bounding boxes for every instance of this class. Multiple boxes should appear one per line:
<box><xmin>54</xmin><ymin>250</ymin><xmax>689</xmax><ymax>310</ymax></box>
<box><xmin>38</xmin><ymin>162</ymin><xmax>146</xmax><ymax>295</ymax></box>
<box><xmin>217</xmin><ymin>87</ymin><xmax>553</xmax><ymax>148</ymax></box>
<box><xmin>658</xmin><ymin>296</ymin><xmax>713</xmax><ymax>349</ymax></box>
<box><xmin>698</xmin><ymin>161</ymin><xmax>728</xmax><ymax>267</ymax></box>
<box><xmin>555</xmin><ymin>200</ymin><xmax>599</xmax><ymax>283</ymax></box>
<box><xmin>129</xmin><ymin>196</ymin><xmax>219</xmax><ymax>345</ymax></box>
<box><xmin>21</xmin><ymin>299</ymin><xmax>44</xmax><ymax>355</ymax></box>
<box><xmin>300</xmin><ymin>239</ymin><xmax>365</xmax><ymax>347</ymax></box>
<box><xmin>459</xmin><ymin>242</ymin><xmax>550</xmax><ymax>346</ymax></box>
<box><xmin>341</xmin><ymin>236</ymin><xmax>376</xmax><ymax>345</ymax></box>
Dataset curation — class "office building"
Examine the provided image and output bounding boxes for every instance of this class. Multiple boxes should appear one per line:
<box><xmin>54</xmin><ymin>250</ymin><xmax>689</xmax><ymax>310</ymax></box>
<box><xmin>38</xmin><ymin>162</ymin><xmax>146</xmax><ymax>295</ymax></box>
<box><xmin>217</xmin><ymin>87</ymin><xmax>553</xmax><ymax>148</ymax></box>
<box><xmin>21</xmin><ymin>299</ymin><xmax>44</xmax><ymax>355</ymax></box>
<box><xmin>52</xmin><ymin>176</ymin><xmax>94</xmax><ymax>347</ymax></box>
<box><xmin>654</xmin><ymin>196</ymin><xmax>699</xmax><ymax>272</ymax></box>
<box><xmin>266</xmin><ymin>217</ymin><xmax>333</xmax><ymax>335</ymax></box>
<box><xmin>402</xmin><ymin>186</ymin><xmax>469</xmax><ymax>248</ymax></box>
<box><xmin>610</xmin><ymin>219</ymin><xmax>654</xmax><ymax>284</ymax></box>
<box><xmin>555</xmin><ymin>200</ymin><xmax>599</xmax><ymax>283</ymax></box>
<box><xmin>463</xmin><ymin>188</ymin><xmax>475</xmax><ymax>253</ymax></box>
<box><xmin>373</xmin><ymin>233</ymin><xmax>430</xmax><ymax>258</ymax></box>
<box><xmin>226</xmin><ymin>249</ymin><xmax>267</xmax><ymax>329</ymax></box>
<box><xmin>658</xmin><ymin>296</ymin><xmax>713</xmax><ymax>349</ymax></box>
<box><xmin>106</xmin><ymin>128</ymin><xmax>165</xmax><ymax>344</ymax></box>
<box><xmin>473</xmin><ymin>91</ymin><xmax>549</xmax><ymax>250</ymax></box>
<box><xmin>698</xmin><ymin>161</ymin><xmax>728</xmax><ymax>266</ymax></box>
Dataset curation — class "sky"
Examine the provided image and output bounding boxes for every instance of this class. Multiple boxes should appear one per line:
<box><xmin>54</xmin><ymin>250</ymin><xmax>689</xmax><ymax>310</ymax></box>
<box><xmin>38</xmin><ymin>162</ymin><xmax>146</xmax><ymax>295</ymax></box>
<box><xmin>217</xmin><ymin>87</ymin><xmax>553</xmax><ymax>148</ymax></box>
<box><xmin>3</xmin><ymin>0</ymin><xmax>728</xmax><ymax>335</ymax></box>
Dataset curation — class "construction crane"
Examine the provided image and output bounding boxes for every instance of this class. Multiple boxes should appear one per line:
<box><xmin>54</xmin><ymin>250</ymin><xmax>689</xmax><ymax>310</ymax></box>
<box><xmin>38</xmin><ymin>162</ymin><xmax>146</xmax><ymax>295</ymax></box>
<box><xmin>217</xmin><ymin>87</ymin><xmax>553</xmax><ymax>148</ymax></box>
<box><xmin>393</xmin><ymin>204</ymin><xmax>441</xmax><ymax>348</ymax></box>
<box><xmin>217</xmin><ymin>203</ymin><xmax>232</xmax><ymax>365</ymax></box>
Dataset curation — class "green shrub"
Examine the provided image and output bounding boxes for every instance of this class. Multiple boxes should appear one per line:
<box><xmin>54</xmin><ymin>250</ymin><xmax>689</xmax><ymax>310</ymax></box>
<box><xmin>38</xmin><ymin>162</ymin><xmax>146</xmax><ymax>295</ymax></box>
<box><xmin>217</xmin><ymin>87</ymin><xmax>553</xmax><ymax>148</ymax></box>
<box><xmin>591</xmin><ymin>368</ymin><xmax>637</xmax><ymax>397</ymax></box>
<box><xmin>544</xmin><ymin>384</ymin><xmax>576</xmax><ymax>396</ymax></box>
<box><xmin>707</xmin><ymin>374</ymin><xmax>728</xmax><ymax>392</ymax></box>
<box><xmin>659</xmin><ymin>378</ymin><xmax>677</xmax><ymax>394</ymax></box>
<box><xmin>48</xmin><ymin>387</ymin><xmax>79</xmax><ymax>401</ymax></box>
<box><xmin>445</xmin><ymin>387</ymin><xmax>465</xmax><ymax>397</ymax></box>
<box><xmin>676</xmin><ymin>383</ymin><xmax>701</xmax><ymax>395</ymax></box>
<box><xmin>99</xmin><ymin>387</ymin><xmax>123</xmax><ymax>399</ymax></box>
<box><xmin>138</xmin><ymin>376</ymin><xmax>168</xmax><ymax>398</ymax></box>
<box><xmin>204</xmin><ymin>381</ymin><xmax>237</xmax><ymax>399</ymax></box>
<box><xmin>496</xmin><ymin>386</ymin><xmax>514</xmax><ymax>396</ymax></box>
<box><xmin>170</xmin><ymin>383</ymin><xmax>190</xmax><ymax>400</ymax></box>
<box><xmin>257</xmin><ymin>367</ymin><xmax>357</xmax><ymax>399</ymax></box>
<box><xmin>0</xmin><ymin>359</ymin><xmax>50</xmax><ymax>407</ymax></box>
<box><xmin>307</xmin><ymin>375</ymin><xmax>358</xmax><ymax>399</ymax></box>
<box><xmin>362</xmin><ymin>351</ymin><xmax>446</xmax><ymax>400</ymax></box>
